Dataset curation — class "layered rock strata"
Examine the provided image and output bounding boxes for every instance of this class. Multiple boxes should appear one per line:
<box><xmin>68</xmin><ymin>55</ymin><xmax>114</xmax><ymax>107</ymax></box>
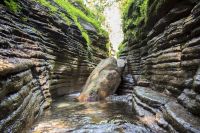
<box><xmin>0</xmin><ymin>0</ymin><xmax>108</xmax><ymax>132</ymax></box>
<box><xmin>121</xmin><ymin>0</ymin><xmax>200</xmax><ymax>132</ymax></box>
<box><xmin>116</xmin><ymin>59</ymin><xmax>134</xmax><ymax>95</ymax></box>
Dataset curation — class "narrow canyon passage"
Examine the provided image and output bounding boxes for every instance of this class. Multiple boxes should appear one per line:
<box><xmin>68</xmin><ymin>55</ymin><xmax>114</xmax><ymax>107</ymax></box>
<box><xmin>28</xmin><ymin>57</ymin><xmax>149</xmax><ymax>132</ymax></box>
<box><xmin>28</xmin><ymin>2</ymin><xmax>135</xmax><ymax>132</ymax></box>
<box><xmin>1</xmin><ymin>0</ymin><xmax>200</xmax><ymax>133</ymax></box>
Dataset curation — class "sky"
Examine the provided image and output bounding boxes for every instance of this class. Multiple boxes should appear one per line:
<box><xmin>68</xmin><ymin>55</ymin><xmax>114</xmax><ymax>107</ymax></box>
<box><xmin>103</xmin><ymin>2</ymin><xmax>124</xmax><ymax>52</ymax></box>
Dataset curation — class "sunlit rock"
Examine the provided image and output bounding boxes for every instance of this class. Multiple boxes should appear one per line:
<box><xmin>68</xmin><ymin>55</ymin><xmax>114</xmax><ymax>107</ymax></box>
<box><xmin>78</xmin><ymin>57</ymin><xmax>121</xmax><ymax>102</ymax></box>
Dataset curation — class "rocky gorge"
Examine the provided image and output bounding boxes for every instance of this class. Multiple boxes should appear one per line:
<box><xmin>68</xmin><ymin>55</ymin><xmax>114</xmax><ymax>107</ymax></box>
<box><xmin>0</xmin><ymin>0</ymin><xmax>200</xmax><ymax>133</ymax></box>
<box><xmin>120</xmin><ymin>0</ymin><xmax>200</xmax><ymax>132</ymax></box>
<box><xmin>0</xmin><ymin>0</ymin><xmax>109</xmax><ymax>132</ymax></box>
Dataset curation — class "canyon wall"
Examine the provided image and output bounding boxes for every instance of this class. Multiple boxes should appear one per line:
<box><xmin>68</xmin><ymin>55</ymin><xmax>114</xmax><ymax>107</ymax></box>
<box><xmin>0</xmin><ymin>0</ymin><xmax>108</xmax><ymax>132</ymax></box>
<box><xmin>121</xmin><ymin>0</ymin><xmax>200</xmax><ymax>132</ymax></box>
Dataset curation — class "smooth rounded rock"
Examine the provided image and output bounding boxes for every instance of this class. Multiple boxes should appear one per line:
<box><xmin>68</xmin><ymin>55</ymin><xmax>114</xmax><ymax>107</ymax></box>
<box><xmin>78</xmin><ymin>57</ymin><xmax>121</xmax><ymax>102</ymax></box>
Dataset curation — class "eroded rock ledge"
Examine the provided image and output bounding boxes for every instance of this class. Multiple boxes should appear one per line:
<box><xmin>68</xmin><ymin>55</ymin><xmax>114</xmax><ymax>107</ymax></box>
<box><xmin>121</xmin><ymin>0</ymin><xmax>200</xmax><ymax>132</ymax></box>
<box><xmin>0</xmin><ymin>0</ymin><xmax>108</xmax><ymax>132</ymax></box>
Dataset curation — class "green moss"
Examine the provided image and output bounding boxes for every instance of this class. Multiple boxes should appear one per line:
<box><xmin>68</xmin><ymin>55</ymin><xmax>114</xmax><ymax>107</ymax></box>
<box><xmin>34</xmin><ymin>0</ymin><xmax>107</xmax><ymax>46</ymax></box>
<box><xmin>139</xmin><ymin>0</ymin><xmax>149</xmax><ymax>23</ymax></box>
<box><xmin>54</xmin><ymin>0</ymin><xmax>107</xmax><ymax>33</ymax></box>
<box><xmin>37</xmin><ymin>0</ymin><xmax>58</xmax><ymax>12</ymax></box>
<box><xmin>4</xmin><ymin>0</ymin><xmax>21</xmax><ymax>13</ymax></box>
<box><xmin>122</xmin><ymin>0</ymin><xmax>149</xmax><ymax>26</ymax></box>
<box><xmin>82</xmin><ymin>31</ymin><xmax>91</xmax><ymax>45</ymax></box>
<box><xmin>116</xmin><ymin>43</ymin><xmax>126</xmax><ymax>58</ymax></box>
<box><xmin>54</xmin><ymin>0</ymin><xmax>92</xmax><ymax>45</ymax></box>
<box><xmin>21</xmin><ymin>16</ymin><xmax>28</xmax><ymax>22</ymax></box>
<box><xmin>35</xmin><ymin>0</ymin><xmax>72</xmax><ymax>25</ymax></box>
<box><xmin>122</xmin><ymin>0</ymin><xmax>149</xmax><ymax>39</ymax></box>
<box><xmin>60</xmin><ymin>13</ymin><xmax>72</xmax><ymax>25</ymax></box>
<box><xmin>79</xmin><ymin>0</ymin><xmax>106</xmax><ymax>27</ymax></box>
<box><xmin>106</xmin><ymin>42</ymin><xmax>112</xmax><ymax>57</ymax></box>
<box><xmin>121</xmin><ymin>0</ymin><xmax>135</xmax><ymax>18</ymax></box>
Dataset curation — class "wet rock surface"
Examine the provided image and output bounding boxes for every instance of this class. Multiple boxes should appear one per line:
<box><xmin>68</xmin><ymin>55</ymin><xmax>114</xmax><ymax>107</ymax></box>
<box><xmin>164</xmin><ymin>101</ymin><xmax>200</xmax><ymax>133</ymax></box>
<box><xmin>78</xmin><ymin>57</ymin><xmax>121</xmax><ymax>102</ymax></box>
<box><xmin>134</xmin><ymin>86</ymin><xmax>170</xmax><ymax>107</ymax></box>
<box><xmin>132</xmin><ymin>86</ymin><xmax>200</xmax><ymax>133</ymax></box>
<box><xmin>30</xmin><ymin>93</ymin><xmax>151</xmax><ymax>133</ymax></box>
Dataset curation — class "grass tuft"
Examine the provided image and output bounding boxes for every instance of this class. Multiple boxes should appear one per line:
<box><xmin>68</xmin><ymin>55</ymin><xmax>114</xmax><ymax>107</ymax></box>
<box><xmin>4</xmin><ymin>0</ymin><xmax>21</xmax><ymax>13</ymax></box>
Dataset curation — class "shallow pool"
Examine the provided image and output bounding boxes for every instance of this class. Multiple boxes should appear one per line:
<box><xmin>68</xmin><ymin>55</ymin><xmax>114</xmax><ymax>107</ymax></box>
<box><xmin>29</xmin><ymin>93</ymin><xmax>151</xmax><ymax>133</ymax></box>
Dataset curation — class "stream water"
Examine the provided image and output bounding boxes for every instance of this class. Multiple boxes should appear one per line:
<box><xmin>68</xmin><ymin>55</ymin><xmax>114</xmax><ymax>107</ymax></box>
<box><xmin>29</xmin><ymin>93</ymin><xmax>151</xmax><ymax>133</ymax></box>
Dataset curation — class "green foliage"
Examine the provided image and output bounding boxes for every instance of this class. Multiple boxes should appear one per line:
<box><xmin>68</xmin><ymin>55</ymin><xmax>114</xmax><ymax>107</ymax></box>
<box><xmin>116</xmin><ymin>43</ymin><xmax>126</xmax><ymax>58</ymax></box>
<box><xmin>82</xmin><ymin>30</ymin><xmax>91</xmax><ymax>45</ymax></box>
<box><xmin>121</xmin><ymin>0</ymin><xmax>134</xmax><ymax>18</ymax></box>
<box><xmin>35</xmin><ymin>0</ymin><xmax>72</xmax><ymax>25</ymax></box>
<box><xmin>122</xmin><ymin>0</ymin><xmax>149</xmax><ymax>38</ymax></box>
<box><xmin>54</xmin><ymin>0</ymin><xmax>92</xmax><ymax>45</ymax></box>
<box><xmin>122</xmin><ymin>0</ymin><xmax>149</xmax><ymax>25</ymax></box>
<box><xmin>81</xmin><ymin>0</ymin><xmax>109</xmax><ymax>26</ymax></box>
<box><xmin>34</xmin><ymin>0</ymin><xmax>107</xmax><ymax>46</ymax></box>
<box><xmin>106</xmin><ymin>42</ymin><xmax>112</xmax><ymax>57</ymax></box>
<box><xmin>21</xmin><ymin>16</ymin><xmax>28</xmax><ymax>22</ymax></box>
<box><xmin>37</xmin><ymin>0</ymin><xmax>58</xmax><ymax>12</ymax></box>
<box><xmin>139</xmin><ymin>0</ymin><xmax>149</xmax><ymax>23</ymax></box>
<box><xmin>60</xmin><ymin>13</ymin><xmax>71</xmax><ymax>25</ymax></box>
<box><xmin>4</xmin><ymin>0</ymin><xmax>21</xmax><ymax>13</ymax></box>
<box><xmin>54</xmin><ymin>0</ymin><xmax>105</xmax><ymax>34</ymax></box>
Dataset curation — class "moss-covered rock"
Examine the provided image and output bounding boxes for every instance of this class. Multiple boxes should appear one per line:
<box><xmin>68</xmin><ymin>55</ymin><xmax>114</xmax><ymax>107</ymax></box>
<box><xmin>3</xmin><ymin>0</ymin><xmax>108</xmax><ymax>46</ymax></box>
<box><xmin>4</xmin><ymin>0</ymin><xmax>21</xmax><ymax>13</ymax></box>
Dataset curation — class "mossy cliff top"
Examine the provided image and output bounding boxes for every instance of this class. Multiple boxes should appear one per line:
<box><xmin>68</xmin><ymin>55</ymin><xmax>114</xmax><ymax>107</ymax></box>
<box><xmin>121</xmin><ymin>0</ymin><xmax>192</xmax><ymax>41</ymax></box>
<box><xmin>117</xmin><ymin>0</ymin><xmax>184</xmax><ymax>57</ymax></box>
<box><xmin>3</xmin><ymin>0</ymin><xmax>108</xmax><ymax>46</ymax></box>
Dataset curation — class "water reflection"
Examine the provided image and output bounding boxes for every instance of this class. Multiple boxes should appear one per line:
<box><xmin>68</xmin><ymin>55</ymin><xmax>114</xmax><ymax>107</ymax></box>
<box><xmin>30</xmin><ymin>93</ymin><xmax>151</xmax><ymax>133</ymax></box>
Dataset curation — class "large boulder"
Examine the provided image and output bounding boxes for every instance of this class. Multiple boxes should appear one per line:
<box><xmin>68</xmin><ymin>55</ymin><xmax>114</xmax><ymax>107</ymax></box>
<box><xmin>78</xmin><ymin>57</ymin><xmax>121</xmax><ymax>102</ymax></box>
